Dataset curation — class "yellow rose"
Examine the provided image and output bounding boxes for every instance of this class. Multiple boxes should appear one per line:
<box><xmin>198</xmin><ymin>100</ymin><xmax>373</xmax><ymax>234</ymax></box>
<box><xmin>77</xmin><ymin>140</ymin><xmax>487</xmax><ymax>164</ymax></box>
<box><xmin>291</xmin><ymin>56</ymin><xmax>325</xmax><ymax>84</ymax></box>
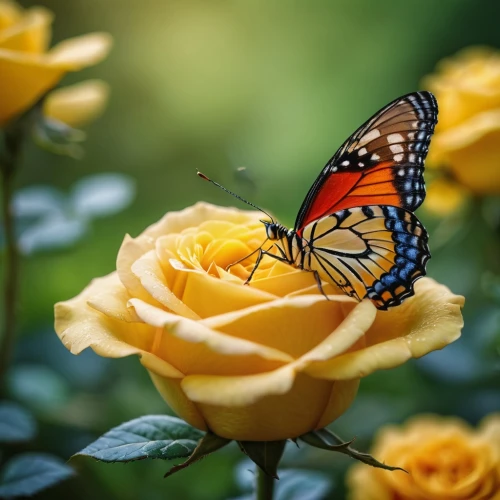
<box><xmin>54</xmin><ymin>203</ymin><xmax>464</xmax><ymax>441</ymax></box>
<box><xmin>44</xmin><ymin>79</ymin><xmax>110</xmax><ymax>128</ymax></box>
<box><xmin>423</xmin><ymin>46</ymin><xmax>500</xmax><ymax>214</ymax></box>
<box><xmin>0</xmin><ymin>0</ymin><xmax>112</xmax><ymax>126</ymax></box>
<box><xmin>347</xmin><ymin>413</ymin><xmax>500</xmax><ymax>500</ymax></box>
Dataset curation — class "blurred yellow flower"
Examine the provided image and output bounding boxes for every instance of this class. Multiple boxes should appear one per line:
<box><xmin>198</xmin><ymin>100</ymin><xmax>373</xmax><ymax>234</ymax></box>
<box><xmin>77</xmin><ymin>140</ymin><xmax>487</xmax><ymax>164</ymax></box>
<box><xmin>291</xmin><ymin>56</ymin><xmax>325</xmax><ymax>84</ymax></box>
<box><xmin>44</xmin><ymin>79</ymin><xmax>110</xmax><ymax>128</ymax></box>
<box><xmin>55</xmin><ymin>203</ymin><xmax>464</xmax><ymax>441</ymax></box>
<box><xmin>423</xmin><ymin>47</ymin><xmax>500</xmax><ymax>214</ymax></box>
<box><xmin>0</xmin><ymin>0</ymin><xmax>112</xmax><ymax>127</ymax></box>
<box><xmin>347</xmin><ymin>413</ymin><xmax>500</xmax><ymax>500</ymax></box>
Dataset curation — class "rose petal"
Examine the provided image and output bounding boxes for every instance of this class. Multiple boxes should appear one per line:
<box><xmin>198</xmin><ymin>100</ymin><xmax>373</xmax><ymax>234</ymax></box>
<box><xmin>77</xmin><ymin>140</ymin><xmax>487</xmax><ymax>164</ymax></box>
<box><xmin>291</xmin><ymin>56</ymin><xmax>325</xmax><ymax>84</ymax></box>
<box><xmin>116</xmin><ymin>234</ymin><xmax>156</xmax><ymax>302</ymax></box>
<box><xmin>144</xmin><ymin>202</ymin><xmax>263</xmax><ymax>241</ymax></box>
<box><xmin>432</xmin><ymin>109</ymin><xmax>500</xmax><ymax>155</ymax></box>
<box><xmin>182</xmin><ymin>370</ymin><xmax>336</xmax><ymax>440</ymax></box>
<box><xmin>298</xmin><ymin>299</ymin><xmax>376</xmax><ymax>367</ymax></box>
<box><xmin>303</xmin><ymin>279</ymin><xmax>464</xmax><ymax>380</ymax></box>
<box><xmin>131</xmin><ymin>250</ymin><xmax>200</xmax><ymax>319</ymax></box>
<box><xmin>202</xmin><ymin>294</ymin><xmax>355</xmax><ymax>358</ymax></box>
<box><xmin>434</xmin><ymin>111</ymin><xmax>500</xmax><ymax>194</ymax></box>
<box><xmin>85</xmin><ymin>274</ymin><xmax>136</xmax><ymax>323</ymax></box>
<box><xmin>249</xmin><ymin>265</ymin><xmax>317</xmax><ymax>296</ymax></box>
<box><xmin>47</xmin><ymin>32</ymin><xmax>112</xmax><ymax>68</ymax></box>
<box><xmin>116</xmin><ymin>202</ymin><xmax>261</xmax><ymax>298</ymax></box>
<box><xmin>0</xmin><ymin>52</ymin><xmax>64</xmax><ymax>125</ymax></box>
<box><xmin>54</xmin><ymin>273</ymin><xmax>182</xmax><ymax>380</ymax></box>
<box><xmin>0</xmin><ymin>32</ymin><xmax>111</xmax><ymax>125</ymax></box>
<box><xmin>367</xmin><ymin>279</ymin><xmax>464</xmax><ymax>353</ymax></box>
<box><xmin>128</xmin><ymin>298</ymin><xmax>293</xmax><ymax>376</ymax></box>
<box><xmin>0</xmin><ymin>7</ymin><xmax>52</xmax><ymax>53</ymax></box>
<box><xmin>315</xmin><ymin>378</ymin><xmax>360</xmax><ymax>429</ymax></box>
<box><xmin>182</xmin><ymin>365</ymin><xmax>295</xmax><ymax>406</ymax></box>
<box><xmin>347</xmin><ymin>463</ymin><xmax>394</xmax><ymax>500</ymax></box>
<box><xmin>180</xmin><ymin>269</ymin><xmax>278</xmax><ymax>317</ymax></box>
<box><xmin>0</xmin><ymin>2</ymin><xmax>22</xmax><ymax>31</ymax></box>
<box><xmin>44</xmin><ymin>79</ymin><xmax>110</xmax><ymax>127</ymax></box>
<box><xmin>148</xmin><ymin>371</ymin><xmax>207</xmax><ymax>431</ymax></box>
<box><xmin>424</xmin><ymin>178</ymin><xmax>468</xmax><ymax>216</ymax></box>
<box><xmin>480</xmin><ymin>414</ymin><xmax>500</xmax><ymax>449</ymax></box>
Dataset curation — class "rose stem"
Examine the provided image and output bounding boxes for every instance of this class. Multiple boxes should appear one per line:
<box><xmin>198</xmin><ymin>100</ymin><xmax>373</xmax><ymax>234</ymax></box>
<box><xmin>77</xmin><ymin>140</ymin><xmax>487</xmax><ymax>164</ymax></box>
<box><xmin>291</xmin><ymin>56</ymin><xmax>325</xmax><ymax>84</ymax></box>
<box><xmin>255</xmin><ymin>467</ymin><xmax>275</xmax><ymax>500</ymax></box>
<box><xmin>0</xmin><ymin>125</ymin><xmax>24</xmax><ymax>396</ymax></box>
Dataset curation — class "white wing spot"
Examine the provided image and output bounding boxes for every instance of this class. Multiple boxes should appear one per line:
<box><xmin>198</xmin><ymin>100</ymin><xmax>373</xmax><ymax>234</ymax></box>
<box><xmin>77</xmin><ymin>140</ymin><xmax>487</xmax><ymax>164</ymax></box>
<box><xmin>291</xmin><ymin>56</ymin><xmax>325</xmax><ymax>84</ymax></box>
<box><xmin>387</xmin><ymin>133</ymin><xmax>404</xmax><ymax>144</ymax></box>
<box><xmin>358</xmin><ymin>147</ymin><xmax>368</xmax><ymax>156</ymax></box>
<box><xmin>358</xmin><ymin>128</ymin><xmax>381</xmax><ymax>147</ymax></box>
<box><xmin>394</xmin><ymin>154</ymin><xmax>404</xmax><ymax>162</ymax></box>
<box><xmin>341</xmin><ymin>161</ymin><xmax>350</xmax><ymax>167</ymax></box>
<box><xmin>408</xmin><ymin>153</ymin><xmax>416</xmax><ymax>163</ymax></box>
<box><xmin>408</xmin><ymin>132</ymin><xmax>415</xmax><ymax>140</ymax></box>
<box><xmin>331</xmin><ymin>166</ymin><xmax>338</xmax><ymax>172</ymax></box>
<box><xmin>390</xmin><ymin>144</ymin><xmax>404</xmax><ymax>154</ymax></box>
<box><xmin>358</xmin><ymin>162</ymin><xmax>364</xmax><ymax>167</ymax></box>
<box><xmin>398</xmin><ymin>169</ymin><xmax>405</xmax><ymax>176</ymax></box>
<box><xmin>371</xmin><ymin>153</ymin><xmax>380</xmax><ymax>161</ymax></box>
<box><xmin>412</xmin><ymin>121</ymin><xmax>419</xmax><ymax>129</ymax></box>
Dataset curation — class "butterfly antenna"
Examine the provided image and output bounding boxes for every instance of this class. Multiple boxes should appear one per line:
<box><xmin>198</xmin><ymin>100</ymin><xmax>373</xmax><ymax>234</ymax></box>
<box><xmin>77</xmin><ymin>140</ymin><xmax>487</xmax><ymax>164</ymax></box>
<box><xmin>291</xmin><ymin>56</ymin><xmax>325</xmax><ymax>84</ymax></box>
<box><xmin>197</xmin><ymin>170</ymin><xmax>274</xmax><ymax>222</ymax></box>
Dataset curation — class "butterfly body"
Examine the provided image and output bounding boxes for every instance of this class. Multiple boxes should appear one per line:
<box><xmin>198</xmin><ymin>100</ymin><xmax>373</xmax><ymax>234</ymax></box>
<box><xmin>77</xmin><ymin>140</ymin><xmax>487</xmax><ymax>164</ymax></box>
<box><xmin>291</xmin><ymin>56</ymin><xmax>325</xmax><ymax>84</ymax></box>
<box><xmin>258</xmin><ymin>91</ymin><xmax>438</xmax><ymax>310</ymax></box>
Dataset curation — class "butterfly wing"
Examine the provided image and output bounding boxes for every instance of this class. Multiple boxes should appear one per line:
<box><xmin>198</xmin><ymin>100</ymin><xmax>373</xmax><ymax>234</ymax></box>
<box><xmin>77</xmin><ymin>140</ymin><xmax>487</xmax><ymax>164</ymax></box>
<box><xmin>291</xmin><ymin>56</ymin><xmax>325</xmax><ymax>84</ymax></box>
<box><xmin>302</xmin><ymin>205</ymin><xmax>429</xmax><ymax>309</ymax></box>
<box><xmin>295</xmin><ymin>91</ymin><xmax>438</xmax><ymax>234</ymax></box>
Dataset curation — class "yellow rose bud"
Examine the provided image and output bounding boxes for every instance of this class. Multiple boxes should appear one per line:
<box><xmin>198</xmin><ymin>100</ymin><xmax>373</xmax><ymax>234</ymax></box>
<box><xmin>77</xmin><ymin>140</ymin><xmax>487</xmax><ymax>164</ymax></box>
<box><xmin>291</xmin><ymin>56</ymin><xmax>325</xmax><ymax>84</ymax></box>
<box><xmin>347</xmin><ymin>413</ymin><xmax>500</xmax><ymax>500</ymax></box>
<box><xmin>44</xmin><ymin>79</ymin><xmax>110</xmax><ymax>128</ymax></box>
<box><xmin>424</xmin><ymin>47</ymin><xmax>500</xmax><ymax>202</ymax></box>
<box><xmin>424</xmin><ymin>177</ymin><xmax>468</xmax><ymax>216</ymax></box>
<box><xmin>0</xmin><ymin>0</ymin><xmax>112</xmax><ymax>126</ymax></box>
<box><xmin>55</xmin><ymin>203</ymin><xmax>464</xmax><ymax>441</ymax></box>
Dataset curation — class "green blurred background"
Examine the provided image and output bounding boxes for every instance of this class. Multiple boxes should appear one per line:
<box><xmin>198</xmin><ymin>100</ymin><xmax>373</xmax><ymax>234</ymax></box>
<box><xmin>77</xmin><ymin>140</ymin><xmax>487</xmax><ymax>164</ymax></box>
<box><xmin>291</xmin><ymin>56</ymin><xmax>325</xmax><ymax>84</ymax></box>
<box><xmin>6</xmin><ymin>0</ymin><xmax>500</xmax><ymax>498</ymax></box>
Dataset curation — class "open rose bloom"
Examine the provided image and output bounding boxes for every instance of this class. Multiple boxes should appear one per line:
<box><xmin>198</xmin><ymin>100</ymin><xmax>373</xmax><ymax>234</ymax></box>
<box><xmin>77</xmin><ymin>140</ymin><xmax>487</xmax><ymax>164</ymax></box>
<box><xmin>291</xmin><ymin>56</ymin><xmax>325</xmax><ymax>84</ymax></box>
<box><xmin>424</xmin><ymin>47</ymin><xmax>500</xmax><ymax>214</ymax></box>
<box><xmin>55</xmin><ymin>203</ymin><xmax>464</xmax><ymax>441</ymax></box>
<box><xmin>0</xmin><ymin>0</ymin><xmax>111</xmax><ymax>126</ymax></box>
<box><xmin>347</xmin><ymin>413</ymin><xmax>500</xmax><ymax>499</ymax></box>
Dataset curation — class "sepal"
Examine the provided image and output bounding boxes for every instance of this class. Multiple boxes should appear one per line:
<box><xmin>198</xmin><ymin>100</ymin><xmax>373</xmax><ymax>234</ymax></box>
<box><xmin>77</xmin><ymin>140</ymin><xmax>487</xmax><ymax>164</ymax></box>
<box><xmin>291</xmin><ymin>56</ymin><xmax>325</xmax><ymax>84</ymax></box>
<box><xmin>238</xmin><ymin>440</ymin><xmax>287</xmax><ymax>479</ymax></box>
<box><xmin>300</xmin><ymin>427</ymin><xmax>406</xmax><ymax>472</ymax></box>
<box><xmin>164</xmin><ymin>432</ymin><xmax>231</xmax><ymax>478</ymax></box>
<box><xmin>32</xmin><ymin>115</ymin><xmax>86</xmax><ymax>159</ymax></box>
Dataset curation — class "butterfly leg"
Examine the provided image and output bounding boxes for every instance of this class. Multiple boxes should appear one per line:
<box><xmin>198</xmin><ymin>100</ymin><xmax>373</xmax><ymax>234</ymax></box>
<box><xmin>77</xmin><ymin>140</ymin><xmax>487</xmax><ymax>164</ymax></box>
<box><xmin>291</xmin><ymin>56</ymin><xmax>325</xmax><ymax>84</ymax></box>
<box><xmin>244</xmin><ymin>247</ymin><xmax>290</xmax><ymax>285</ymax></box>
<box><xmin>312</xmin><ymin>270</ymin><xmax>331</xmax><ymax>301</ymax></box>
<box><xmin>226</xmin><ymin>245</ymin><xmax>261</xmax><ymax>272</ymax></box>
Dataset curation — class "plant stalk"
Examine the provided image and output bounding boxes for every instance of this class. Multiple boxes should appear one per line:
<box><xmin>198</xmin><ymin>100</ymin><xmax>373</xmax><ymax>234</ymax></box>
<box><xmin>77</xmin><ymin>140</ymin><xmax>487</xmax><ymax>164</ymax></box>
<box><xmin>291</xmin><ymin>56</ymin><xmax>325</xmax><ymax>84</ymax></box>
<box><xmin>255</xmin><ymin>467</ymin><xmax>275</xmax><ymax>500</ymax></box>
<box><xmin>0</xmin><ymin>165</ymin><xmax>18</xmax><ymax>395</ymax></box>
<box><xmin>0</xmin><ymin>122</ymin><xmax>25</xmax><ymax>396</ymax></box>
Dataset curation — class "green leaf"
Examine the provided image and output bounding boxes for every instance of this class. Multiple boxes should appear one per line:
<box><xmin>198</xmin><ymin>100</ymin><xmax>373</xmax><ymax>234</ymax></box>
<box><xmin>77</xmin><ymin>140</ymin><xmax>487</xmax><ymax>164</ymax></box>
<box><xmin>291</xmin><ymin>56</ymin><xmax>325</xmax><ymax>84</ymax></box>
<box><xmin>74</xmin><ymin>415</ymin><xmax>205</xmax><ymax>463</ymax></box>
<box><xmin>238</xmin><ymin>440</ymin><xmax>287</xmax><ymax>479</ymax></box>
<box><xmin>0</xmin><ymin>453</ymin><xmax>74</xmax><ymax>498</ymax></box>
<box><xmin>300</xmin><ymin>428</ymin><xmax>406</xmax><ymax>472</ymax></box>
<box><xmin>0</xmin><ymin>402</ymin><xmax>36</xmax><ymax>443</ymax></box>
<box><xmin>8</xmin><ymin>365</ymin><xmax>70</xmax><ymax>411</ymax></box>
<box><xmin>71</xmin><ymin>173</ymin><xmax>136</xmax><ymax>219</ymax></box>
<box><xmin>164</xmin><ymin>432</ymin><xmax>231</xmax><ymax>478</ymax></box>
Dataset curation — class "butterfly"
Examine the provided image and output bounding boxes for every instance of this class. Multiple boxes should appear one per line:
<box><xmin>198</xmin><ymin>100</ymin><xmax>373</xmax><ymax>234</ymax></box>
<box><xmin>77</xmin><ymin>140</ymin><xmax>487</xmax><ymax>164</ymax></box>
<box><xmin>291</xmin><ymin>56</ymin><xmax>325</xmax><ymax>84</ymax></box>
<box><xmin>199</xmin><ymin>91</ymin><xmax>437</xmax><ymax>310</ymax></box>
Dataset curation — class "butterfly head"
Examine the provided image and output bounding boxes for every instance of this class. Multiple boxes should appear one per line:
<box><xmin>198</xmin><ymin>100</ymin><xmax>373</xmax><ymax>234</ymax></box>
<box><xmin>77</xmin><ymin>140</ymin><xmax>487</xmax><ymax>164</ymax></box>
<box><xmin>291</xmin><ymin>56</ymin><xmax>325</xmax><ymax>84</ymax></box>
<box><xmin>261</xmin><ymin>220</ymin><xmax>288</xmax><ymax>241</ymax></box>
